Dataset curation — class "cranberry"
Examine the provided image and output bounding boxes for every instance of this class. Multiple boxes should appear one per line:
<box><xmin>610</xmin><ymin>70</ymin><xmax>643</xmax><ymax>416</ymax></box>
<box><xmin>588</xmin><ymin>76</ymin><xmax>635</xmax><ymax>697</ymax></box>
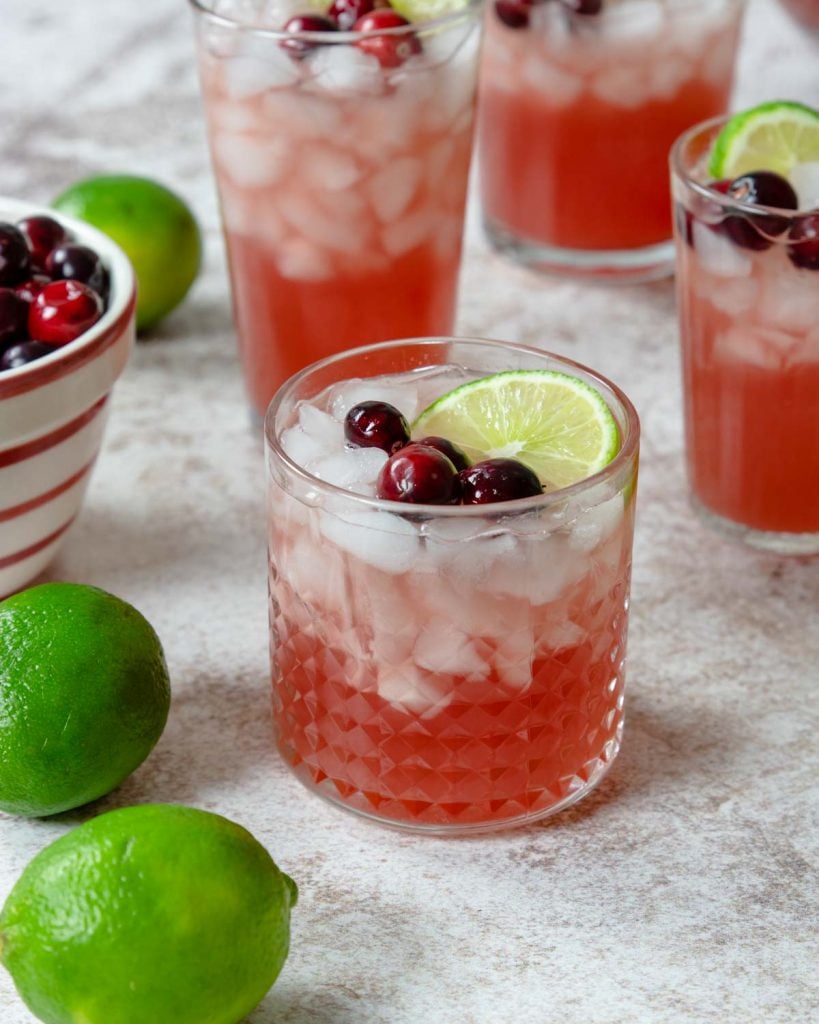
<box><xmin>328</xmin><ymin>0</ymin><xmax>375</xmax><ymax>30</ymax></box>
<box><xmin>413</xmin><ymin>435</ymin><xmax>470</xmax><ymax>472</ymax></box>
<box><xmin>560</xmin><ymin>0</ymin><xmax>603</xmax><ymax>12</ymax></box>
<box><xmin>0</xmin><ymin>223</ymin><xmax>32</xmax><ymax>286</ymax></box>
<box><xmin>15</xmin><ymin>274</ymin><xmax>50</xmax><ymax>305</ymax></box>
<box><xmin>16</xmin><ymin>215</ymin><xmax>68</xmax><ymax>270</ymax></box>
<box><xmin>459</xmin><ymin>458</ymin><xmax>542</xmax><ymax>505</ymax></box>
<box><xmin>345</xmin><ymin>400</ymin><xmax>410</xmax><ymax>453</ymax></box>
<box><xmin>720</xmin><ymin>171</ymin><xmax>799</xmax><ymax>251</ymax></box>
<box><xmin>0</xmin><ymin>288</ymin><xmax>29</xmax><ymax>347</ymax></box>
<box><xmin>45</xmin><ymin>243</ymin><xmax>108</xmax><ymax>296</ymax></box>
<box><xmin>0</xmin><ymin>340</ymin><xmax>54</xmax><ymax>372</ymax></box>
<box><xmin>280</xmin><ymin>14</ymin><xmax>338</xmax><ymax>58</ymax></box>
<box><xmin>28</xmin><ymin>280</ymin><xmax>104</xmax><ymax>346</ymax></box>
<box><xmin>494</xmin><ymin>0</ymin><xmax>531</xmax><ymax>28</ymax></box>
<box><xmin>354</xmin><ymin>10</ymin><xmax>421</xmax><ymax>68</ymax></box>
<box><xmin>376</xmin><ymin>444</ymin><xmax>461</xmax><ymax>504</ymax></box>
<box><xmin>787</xmin><ymin>212</ymin><xmax>819</xmax><ymax>271</ymax></box>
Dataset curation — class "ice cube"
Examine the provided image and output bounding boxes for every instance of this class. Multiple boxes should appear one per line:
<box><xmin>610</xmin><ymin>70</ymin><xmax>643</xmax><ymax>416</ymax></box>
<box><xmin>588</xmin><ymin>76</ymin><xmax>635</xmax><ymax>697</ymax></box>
<box><xmin>521</xmin><ymin>58</ymin><xmax>583</xmax><ymax>107</ymax></box>
<box><xmin>302</xmin><ymin>144</ymin><xmax>361</xmax><ymax>192</ymax></box>
<box><xmin>276</xmin><ymin>237</ymin><xmax>333</xmax><ymax>281</ymax></box>
<box><xmin>213</xmin><ymin>132</ymin><xmax>288</xmax><ymax>188</ymax></box>
<box><xmin>424</xmin><ymin>63</ymin><xmax>477</xmax><ymax>130</ymax></box>
<box><xmin>790</xmin><ymin>162</ymin><xmax>819</xmax><ymax>211</ymax></box>
<box><xmin>569</xmin><ymin>496</ymin><xmax>624</xmax><ymax>553</ymax></box>
<box><xmin>282</xmin><ymin>193</ymin><xmax>369</xmax><ymax>254</ymax></box>
<box><xmin>707</xmin><ymin>277</ymin><xmax>758</xmax><ymax>317</ymax></box>
<box><xmin>319</xmin><ymin>508</ymin><xmax>421</xmax><ymax>574</ymax></box>
<box><xmin>492</xmin><ymin>623</ymin><xmax>535</xmax><ymax>691</ymax></box>
<box><xmin>591</xmin><ymin>65</ymin><xmax>647</xmax><ymax>110</ymax></box>
<box><xmin>306</xmin><ymin>43</ymin><xmax>383</xmax><ymax>95</ymax></box>
<box><xmin>713</xmin><ymin>325</ymin><xmax>796</xmax><ymax>371</ymax></box>
<box><xmin>212</xmin><ymin>100</ymin><xmax>258</xmax><ymax>134</ymax></box>
<box><xmin>426</xmin><ymin>138</ymin><xmax>456</xmax><ymax>188</ymax></box>
<box><xmin>281</xmin><ymin>424</ymin><xmax>326</xmax><ymax>467</ymax></box>
<box><xmin>370</xmin><ymin>157</ymin><xmax>422</xmax><ymax>223</ymax></box>
<box><xmin>224</xmin><ymin>51</ymin><xmax>299</xmax><ymax>98</ymax></box>
<box><xmin>381</xmin><ymin>207</ymin><xmax>437</xmax><ymax>257</ymax></box>
<box><xmin>413</xmin><ymin>621</ymin><xmax>488</xmax><ymax>678</ymax></box>
<box><xmin>485</xmin><ymin>534</ymin><xmax>589</xmax><ymax>606</ymax></box>
<box><xmin>538</xmin><ymin>617</ymin><xmax>585</xmax><ymax>652</ymax></box>
<box><xmin>310</xmin><ymin>448</ymin><xmax>388</xmax><ymax>492</ymax></box>
<box><xmin>756</xmin><ymin>264</ymin><xmax>819</xmax><ymax>336</ymax></box>
<box><xmin>263</xmin><ymin>91</ymin><xmax>337</xmax><ymax>140</ymax></box>
<box><xmin>596</xmin><ymin>0</ymin><xmax>664</xmax><ymax>43</ymax></box>
<box><xmin>327</xmin><ymin>378</ymin><xmax>422</xmax><ymax>423</ymax></box>
<box><xmin>648</xmin><ymin>55</ymin><xmax>691</xmax><ymax>100</ymax></box>
<box><xmin>376</xmin><ymin>663</ymin><xmax>452</xmax><ymax>714</ymax></box>
<box><xmin>691</xmin><ymin>222</ymin><xmax>753</xmax><ymax>278</ymax></box>
<box><xmin>298</xmin><ymin>403</ymin><xmax>339</xmax><ymax>446</ymax></box>
<box><xmin>530</xmin><ymin>4</ymin><xmax>574</xmax><ymax>44</ymax></box>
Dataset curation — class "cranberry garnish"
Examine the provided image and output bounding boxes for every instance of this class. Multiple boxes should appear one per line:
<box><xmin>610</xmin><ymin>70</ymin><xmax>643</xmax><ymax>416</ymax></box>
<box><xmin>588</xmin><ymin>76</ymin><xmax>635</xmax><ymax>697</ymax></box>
<box><xmin>28</xmin><ymin>280</ymin><xmax>104</xmax><ymax>346</ymax></box>
<box><xmin>560</xmin><ymin>0</ymin><xmax>603</xmax><ymax>13</ymax></box>
<box><xmin>280</xmin><ymin>14</ymin><xmax>338</xmax><ymax>59</ymax></box>
<box><xmin>328</xmin><ymin>0</ymin><xmax>375</xmax><ymax>30</ymax></box>
<box><xmin>45</xmin><ymin>243</ymin><xmax>108</xmax><ymax>296</ymax></box>
<box><xmin>459</xmin><ymin>458</ymin><xmax>542</xmax><ymax>505</ymax></box>
<box><xmin>15</xmin><ymin>274</ymin><xmax>50</xmax><ymax>305</ymax></box>
<box><xmin>494</xmin><ymin>0</ymin><xmax>531</xmax><ymax>29</ymax></box>
<box><xmin>0</xmin><ymin>288</ymin><xmax>29</xmax><ymax>347</ymax></box>
<box><xmin>353</xmin><ymin>10</ymin><xmax>421</xmax><ymax>68</ymax></box>
<box><xmin>413</xmin><ymin>435</ymin><xmax>470</xmax><ymax>472</ymax></box>
<box><xmin>0</xmin><ymin>340</ymin><xmax>54</xmax><ymax>372</ymax></box>
<box><xmin>16</xmin><ymin>215</ymin><xmax>68</xmax><ymax>270</ymax></box>
<box><xmin>0</xmin><ymin>223</ymin><xmax>32</xmax><ymax>286</ymax></box>
<box><xmin>345</xmin><ymin>400</ymin><xmax>410</xmax><ymax>454</ymax></box>
<box><xmin>787</xmin><ymin>212</ymin><xmax>819</xmax><ymax>271</ymax></box>
<box><xmin>376</xmin><ymin>444</ymin><xmax>461</xmax><ymax>504</ymax></box>
<box><xmin>720</xmin><ymin>170</ymin><xmax>799</xmax><ymax>251</ymax></box>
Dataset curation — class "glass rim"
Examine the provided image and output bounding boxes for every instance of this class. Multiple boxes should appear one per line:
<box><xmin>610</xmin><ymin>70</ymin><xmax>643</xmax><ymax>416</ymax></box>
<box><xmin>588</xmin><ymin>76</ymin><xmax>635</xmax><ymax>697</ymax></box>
<box><xmin>264</xmin><ymin>336</ymin><xmax>640</xmax><ymax>518</ymax></box>
<box><xmin>670</xmin><ymin>114</ymin><xmax>806</xmax><ymax>219</ymax></box>
<box><xmin>188</xmin><ymin>0</ymin><xmax>483</xmax><ymax>40</ymax></box>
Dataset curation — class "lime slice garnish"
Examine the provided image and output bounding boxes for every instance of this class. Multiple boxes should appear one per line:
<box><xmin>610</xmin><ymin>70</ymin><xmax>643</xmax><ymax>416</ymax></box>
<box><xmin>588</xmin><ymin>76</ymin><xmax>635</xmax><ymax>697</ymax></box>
<box><xmin>390</xmin><ymin>0</ymin><xmax>468</xmax><ymax>23</ymax></box>
<box><xmin>412</xmin><ymin>370</ymin><xmax>620</xmax><ymax>490</ymax></box>
<box><xmin>708</xmin><ymin>100</ymin><xmax>819</xmax><ymax>180</ymax></box>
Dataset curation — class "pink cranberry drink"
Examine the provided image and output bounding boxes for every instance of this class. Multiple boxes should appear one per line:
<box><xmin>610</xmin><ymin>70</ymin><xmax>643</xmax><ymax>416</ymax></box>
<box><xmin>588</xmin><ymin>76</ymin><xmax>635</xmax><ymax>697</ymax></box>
<box><xmin>477</xmin><ymin>0</ymin><xmax>744</xmax><ymax>279</ymax></box>
<box><xmin>672</xmin><ymin>116</ymin><xmax>819</xmax><ymax>553</ymax></box>
<box><xmin>190</xmin><ymin>0</ymin><xmax>482</xmax><ymax>421</ymax></box>
<box><xmin>265</xmin><ymin>338</ymin><xmax>639</xmax><ymax>833</ymax></box>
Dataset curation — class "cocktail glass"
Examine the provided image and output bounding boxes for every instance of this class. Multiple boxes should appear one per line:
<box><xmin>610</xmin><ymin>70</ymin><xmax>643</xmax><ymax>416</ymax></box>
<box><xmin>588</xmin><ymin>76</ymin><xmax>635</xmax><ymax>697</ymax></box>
<box><xmin>477</xmin><ymin>0</ymin><xmax>745</xmax><ymax>280</ymax></box>
<box><xmin>671</xmin><ymin>117</ymin><xmax>819</xmax><ymax>554</ymax></box>
<box><xmin>265</xmin><ymin>337</ymin><xmax>640</xmax><ymax>833</ymax></box>
<box><xmin>189</xmin><ymin>0</ymin><xmax>483</xmax><ymax>421</ymax></box>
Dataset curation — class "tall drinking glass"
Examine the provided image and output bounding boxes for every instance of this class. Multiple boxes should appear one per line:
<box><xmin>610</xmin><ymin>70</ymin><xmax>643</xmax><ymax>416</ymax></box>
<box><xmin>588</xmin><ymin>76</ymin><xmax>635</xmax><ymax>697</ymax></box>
<box><xmin>189</xmin><ymin>1</ymin><xmax>483</xmax><ymax>420</ymax></box>
<box><xmin>265</xmin><ymin>337</ymin><xmax>640</xmax><ymax>833</ymax></box>
<box><xmin>671</xmin><ymin>117</ymin><xmax>819</xmax><ymax>554</ymax></box>
<box><xmin>477</xmin><ymin>0</ymin><xmax>745</xmax><ymax>280</ymax></box>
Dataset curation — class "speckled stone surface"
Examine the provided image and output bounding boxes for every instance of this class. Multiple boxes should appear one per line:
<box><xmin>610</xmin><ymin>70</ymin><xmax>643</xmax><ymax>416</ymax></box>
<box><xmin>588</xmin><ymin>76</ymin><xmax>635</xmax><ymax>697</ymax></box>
<box><xmin>2</xmin><ymin>1</ymin><xmax>818</xmax><ymax>1021</ymax></box>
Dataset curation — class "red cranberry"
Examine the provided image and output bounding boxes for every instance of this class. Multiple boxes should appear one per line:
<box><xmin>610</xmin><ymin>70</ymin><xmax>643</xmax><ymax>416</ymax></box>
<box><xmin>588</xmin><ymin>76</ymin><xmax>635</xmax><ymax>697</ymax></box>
<box><xmin>721</xmin><ymin>171</ymin><xmax>799</xmax><ymax>251</ymax></box>
<box><xmin>560</xmin><ymin>0</ymin><xmax>603</xmax><ymax>12</ymax></box>
<box><xmin>28</xmin><ymin>280</ymin><xmax>104</xmax><ymax>346</ymax></box>
<box><xmin>376</xmin><ymin>444</ymin><xmax>461</xmax><ymax>504</ymax></box>
<box><xmin>0</xmin><ymin>223</ymin><xmax>32</xmax><ymax>286</ymax></box>
<box><xmin>17</xmin><ymin>215</ymin><xmax>68</xmax><ymax>270</ymax></box>
<box><xmin>494</xmin><ymin>0</ymin><xmax>531</xmax><ymax>28</ymax></box>
<box><xmin>328</xmin><ymin>0</ymin><xmax>375</xmax><ymax>30</ymax></box>
<box><xmin>459</xmin><ymin>458</ymin><xmax>542</xmax><ymax>505</ymax></box>
<box><xmin>787</xmin><ymin>212</ymin><xmax>819</xmax><ymax>271</ymax></box>
<box><xmin>45</xmin><ymin>243</ymin><xmax>108</xmax><ymax>297</ymax></box>
<box><xmin>0</xmin><ymin>288</ymin><xmax>29</xmax><ymax>346</ymax></box>
<box><xmin>15</xmin><ymin>274</ymin><xmax>50</xmax><ymax>305</ymax></box>
<box><xmin>0</xmin><ymin>340</ymin><xmax>54</xmax><ymax>372</ymax></box>
<box><xmin>353</xmin><ymin>10</ymin><xmax>421</xmax><ymax>68</ymax></box>
<box><xmin>413</xmin><ymin>435</ymin><xmax>470</xmax><ymax>472</ymax></box>
<box><xmin>345</xmin><ymin>400</ymin><xmax>410</xmax><ymax>453</ymax></box>
<box><xmin>280</xmin><ymin>14</ymin><xmax>338</xmax><ymax>59</ymax></box>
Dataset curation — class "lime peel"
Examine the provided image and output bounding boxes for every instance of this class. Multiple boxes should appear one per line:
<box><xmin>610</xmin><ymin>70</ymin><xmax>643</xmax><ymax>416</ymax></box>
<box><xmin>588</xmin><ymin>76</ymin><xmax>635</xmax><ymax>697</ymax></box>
<box><xmin>708</xmin><ymin>100</ymin><xmax>819</xmax><ymax>180</ymax></box>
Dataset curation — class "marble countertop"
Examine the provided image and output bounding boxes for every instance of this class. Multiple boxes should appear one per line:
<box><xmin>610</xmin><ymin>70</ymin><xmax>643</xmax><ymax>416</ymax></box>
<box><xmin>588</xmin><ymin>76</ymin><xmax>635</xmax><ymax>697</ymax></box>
<box><xmin>2</xmin><ymin>1</ymin><xmax>818</xmax><ymax>1021</ymax></box>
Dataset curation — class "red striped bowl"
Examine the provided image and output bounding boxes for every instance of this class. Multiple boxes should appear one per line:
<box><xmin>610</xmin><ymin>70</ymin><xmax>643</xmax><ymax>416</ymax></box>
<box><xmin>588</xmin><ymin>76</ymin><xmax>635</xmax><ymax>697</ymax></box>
<box><xmin>0</xmin><ymin>198</ymin><xmax>136</xmax><ymax>597</ymax></box>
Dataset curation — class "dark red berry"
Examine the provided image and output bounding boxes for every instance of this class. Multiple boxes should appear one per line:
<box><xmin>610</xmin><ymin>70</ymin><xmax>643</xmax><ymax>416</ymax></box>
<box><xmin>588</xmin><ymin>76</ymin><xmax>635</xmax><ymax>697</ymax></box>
<box><xmin>328</xmin><ymin>0</ymin><xmax>374</xmax><ymax>30</ymax></box>
<box><xmin>459</xmin><ymin>458</ymin><xmax>542</xmax><ymax>505</ymax></box>
<box><xmin>494</xmin><ymin>0</ymin><xmax>531</xmax><ymax>28</ymax></box>
<box><xmin>45</xmin><ymin>243</ymin><xmax>108</xmax><ymax>296</ymax></box>
<box><xmin>0</xmin><ymin>223</ymin><xmax>32</xmax><ymax>286</ymax></box>
<box><xmin>280</xmin><ymin>14</ymin><xmax>338</xmax><ymax>59</ymax></box>
<box><xmin>787</xmin><ymin>212</ymin><xmax>819</xmax><ymax>271</ymax></box>
<box><xmin>720</xmin><ymin>171</ymin><xmax>799</xmax><ymax>251</ymax></box>
<box><xmin>560</xmin><ymin>0</ymin><xmax>603</xmax><ymax>13</ymax></box>
<box><xmin>16</xmin><ymin>215</ymin><xmax>68</xmax><ymax>270</ymax></box>
<box><xmin>354</xmin><ymin>10</ymin><xmax>421</xmax><ymax>68</ymax></box>
<box><xmin>28</xmin><ymin>280</ymin><xmax>104</xmax><ymax>346</ymax></box>
<box><xmin>345</xmin><ymin>400</ymin><xmax>410</xmax><ymax>453</ymax></box>
<box><xmin>376</xmin><ymin>444</ymin><xmax>461</xmax><ymax>504</ymax></box>
<box><xmin>15</xmin><ymin>274</ymin><xmax>50</xmax><ymax>305</ymax></box>
<box><xmin>413</xmin><ymin>435</ymin><xmax>470</xmax><ymax>472</ymax></box>
<box><xmin>0</xmin><ymin>288</ymin><xmax>29</xmax><ymax>346</ymax></box>
<box><xmin>0</xmin><ymin>340</ymin><xmax>54</xmax><ymax>372</ymax></box>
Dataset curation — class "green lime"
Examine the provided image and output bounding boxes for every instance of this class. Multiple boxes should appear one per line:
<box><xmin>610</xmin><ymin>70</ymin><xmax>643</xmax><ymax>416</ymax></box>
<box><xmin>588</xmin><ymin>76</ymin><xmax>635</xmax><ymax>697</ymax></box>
<box><xmin>390</xmin><ymin>0</ymin><xmax>468</xmax><ymax>22</ymax></box>
<box><xmin>412</xmin><ymin>370</ymin><xmax>620</xmax><ymax>489</ymax></box>
<box><xmin>0</xmin><ymin>804</ymin><xmax>298</xmax><ymax>1024</ymax></box>
<box><xmin>0</xmin><ymin>582</ymin><xmax>170</xmax><ymax>817</ymax></box>
<box><xmin>52</xmin><ymin>175</ymin><xmax>202</xmax><ymax>332</ymax></box>
<box><xmin>708</xmin><ymin>100</ymin><xmax>819</xmax><ymax>179</ymax></box>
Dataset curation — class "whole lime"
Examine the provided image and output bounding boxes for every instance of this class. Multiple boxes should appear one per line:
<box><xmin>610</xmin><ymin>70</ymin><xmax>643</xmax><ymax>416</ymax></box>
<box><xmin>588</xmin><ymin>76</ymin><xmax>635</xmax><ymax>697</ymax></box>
<box><xmin>0</xmin><ymin>582</ymin><xmax>170</xmax><ymax>817</ymax></box>
<box><xmin>52</xmin><ymin>175</ymin><xmax>202</xmax><ymax>332</ymax></box>
<box><xmin>0</xmin><ymin>804</ymin><xmax>298</xmax><ymax>1024</ymax></box>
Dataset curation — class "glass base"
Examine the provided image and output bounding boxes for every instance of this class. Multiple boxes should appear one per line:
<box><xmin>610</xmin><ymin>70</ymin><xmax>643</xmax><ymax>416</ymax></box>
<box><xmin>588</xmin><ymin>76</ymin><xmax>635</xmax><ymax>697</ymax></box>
<box><xmin>692</xmin><ymin>496</ymin><xmax>819</xmax><ymax>556</ymax></box>
<box><xmin>483</xmin><ymin>214</ymin><xmax>675</xmax><ymax>284</ymax></box>
<box><xmin>276</xmin><ymin>726</ymin><xmax>622</xmax><ymax>836</ymax></box>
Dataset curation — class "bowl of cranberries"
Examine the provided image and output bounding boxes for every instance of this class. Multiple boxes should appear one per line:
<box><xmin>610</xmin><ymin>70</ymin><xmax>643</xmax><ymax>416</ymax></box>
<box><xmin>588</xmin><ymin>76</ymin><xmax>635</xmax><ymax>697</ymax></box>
<box><xmin>0</xmin><ymin>197</ymin><xmax>136</xmax><ymax>597</ymax></box>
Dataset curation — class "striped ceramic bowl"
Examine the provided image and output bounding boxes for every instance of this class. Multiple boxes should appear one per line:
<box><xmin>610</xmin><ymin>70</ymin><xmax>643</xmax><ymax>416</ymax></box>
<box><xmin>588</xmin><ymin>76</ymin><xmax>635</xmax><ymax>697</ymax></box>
<box><xmin>0</xmin><ymin>198</ymin><xmax>136</xmax><ymax>598</ymax></box>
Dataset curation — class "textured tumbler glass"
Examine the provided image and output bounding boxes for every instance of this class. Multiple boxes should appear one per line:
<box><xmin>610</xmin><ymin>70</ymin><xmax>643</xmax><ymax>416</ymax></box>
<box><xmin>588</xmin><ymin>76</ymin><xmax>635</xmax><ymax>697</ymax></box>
<box><xmin>265</xmin><ymin>337</ymin><xmax>640</xmax><ymax>833</ymax></box>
